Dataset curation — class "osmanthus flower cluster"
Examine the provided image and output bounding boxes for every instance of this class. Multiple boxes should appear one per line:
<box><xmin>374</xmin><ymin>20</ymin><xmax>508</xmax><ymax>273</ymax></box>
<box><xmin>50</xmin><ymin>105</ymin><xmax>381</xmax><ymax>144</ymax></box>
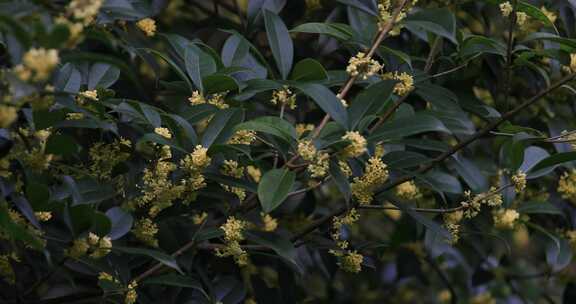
<box><xmin>2</xmin><ymin>0</ymin><xmax>576</xmax><ymax>303</ymax></box>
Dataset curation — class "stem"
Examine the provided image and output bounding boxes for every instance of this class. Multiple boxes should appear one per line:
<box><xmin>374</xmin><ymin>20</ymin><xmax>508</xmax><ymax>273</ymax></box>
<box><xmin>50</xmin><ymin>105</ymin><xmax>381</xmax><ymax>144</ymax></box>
<box><xmin>503</xmin><ymin>0</ymin><xmax>518</xmax><ymax>112</ymax></box>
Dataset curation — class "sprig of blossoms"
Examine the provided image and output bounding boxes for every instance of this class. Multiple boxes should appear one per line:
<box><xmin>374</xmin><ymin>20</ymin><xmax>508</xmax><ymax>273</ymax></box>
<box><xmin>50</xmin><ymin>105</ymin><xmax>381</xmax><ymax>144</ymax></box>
<box><xmin>511</xmin><ymin>171</ymin><xmax>527</xmax><ymax>193</ymax></box>
<box><xmin>67</xmin><ymin>232</ymin><xmax>112</xmax><ymax>259</ymax></box>
<box><xmin>89</xmin><ymin>139</ymin><xmax>131</xmax><ymax>180</ymax></box>
<box><xmin>271</xmin><ymin>86</ymin><xmax>297</xmax><ymax>110</ymax></box>
<box><xmin>188</xmin><ymin>91</ymin><xmax>229</xmax><ymax>109</ymax></box>
<box><xmin>132</xmin><ymin>218</ymin><xmax>159</xmax><ymax>247</ymax></box>
<box><xmin>125</xmin><ymin>281</ymin><xmax>138</xmax><ymax>304</ymax></box>
<box><xmin>67</xmin><ymin>0</ymin><xmax>103</xmax><ymax>25</ymax></box>
<box><xmin>558</xmin><ymin>169</ymin><xmax>576</xmax><ymax>205</ymax></box>
<box><xmin>346</xmin><ymin>52</ymin><xmax>382</xmax><ymax>80</ymax></box>
<box><xmin>220</xmin><ymin>160</ymin><xmax>246</xmax><ymax>200</ymax></box>
<box><xmin>499</xmin><ymin>1</ymin><xmax>513</xmax><ymax>17</ymax></box>
<box><xmin>341</xmin><ymin>131</ymin><xmax>367</xmax><ymax>158</ymax></box>
<box><xmin>329</xmin><ymin>209</ymin><xmax>364</xmax><ymax>273</ymax></box>
<box><xmin>13</xmin><ymin>48</ymin><xmax>60</xmax><ymax>82</ymax></box>
<box><xmin>395</xmin><ymin>181</ymin><xmax>421</xmax><ymax>200</ymax></box>
<box><xmin>351</xmin><ymin>157</ymin><xmax>389</xmax><ymax>204</ymax></box>
<box><xmin>0</xmin><ymin>105</ymin><xmax>17</xmax><ymax>128</ymax></box>
<box><xmin>228</xmin><ymin>130</ymin><xmax>257</xmax><ymax>145</ymax></box>
<box><xmin>298</xmin><ymin>140</ymin><xmax>329</xmax><ymax>178</ymax></box>
<box><xmin>136</xmin><ymin>18</ymin><xmax>157</xmax><ymax>37</ymax></box>
<box><xmin>443</xmin><ymin>210</ymin><xmax>464</xmax><ymax>244</ymax></box>
<box><xmin>377</xmin><ymin>0</ymin><xmax>417</xmax><ymax>35</ymax></box>
<box><xmin>493</xmin><ymin>208</ymin><xmax>520</xmax><ymax>229</ymax></box>
<box><xmin>382</xmin><ymin>71</ymin><xmax>414</xmax><ymax>96</ymax></box>
<box><xmin>215</xmin><ymin>217</ymin><xmax>249</xmax><ymax>266</ymax></box>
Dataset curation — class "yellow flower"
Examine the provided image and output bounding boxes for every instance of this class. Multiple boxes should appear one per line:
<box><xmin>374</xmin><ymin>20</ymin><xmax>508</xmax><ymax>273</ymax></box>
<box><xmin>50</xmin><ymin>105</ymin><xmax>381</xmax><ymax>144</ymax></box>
<box><xmin>339</xmin><ymin>250</ymin><xmax>363</xmax><ymax>273</ymax></box>
<box><xmin>271</xmin><ymin>86</ymin><xmax>297</xmax><ymax>109</ymax></box>
<box><xmin>351</xmin><ymin>157</ymin><xmax>389</xmax><ymax>204</ymax></box>
<box><xmin>89</xmin><ymin>140</ymin><xmax>131</xmax><ymax>180</ymax></box>
<box><xmin>133</xmin><ymin>218</ymin><xmax>159</xmax><ymax>247</ymax></box>
<box><xmin>341</xmin><ymin>131</ymin><xmax>367</xmax><ymax>158</ymax></box>
<box><xmin>298</xmin><ymin>140</ymin><xmax>317</xmax><ymax>162</ymax></box>
<box><xmin>125</xmin><ymin>281</ymin><xmax>138</xmax><ymax>304</ymax></box>
<box><xmin>295</xmin><ymin>123</ymin><xmax>315</xmax><ymax>137</ymax></box>
<box><xmin>0</xmin><ymin>255</ymin><xmax>16</xmax><ymax>284</ymax></box>
<box><xmin>136</xmin><ymin>18</ymin><xmax>157</xmax><ymax>37</ymax></box>
<box><xmin>511</xmin><ymin>171</ymin><xmax>527</xmax><ymax>193</ymax></box>
<box><xmin>541</xmin><ymin>6</ymin><xmax>557</xmax><ymax>24</ymax></box>
<box><xmin>470</xmin><ymin>292</ymin><xmax>496</xmax><ymax>304</ymax></box>
<box><xmin>188</xmin><ymin>91</ymin><xmax>206</xmax><ymax>106</ymax></box>
<box><xmin>567</xmin><ymin>230</ymin><xmax>576</xmax><ymax>250</ymax></box>
<box><xmin>220</xmin><ymin>160</ymin><xmax>246</xmax><ymax>200</ymax></box>
<box><xmin>493</xmin><ymin>208</ymin><xmax>520</xmax><ymax>229</ymax></box>
<box><xmin>192</xmin><ymin>212</ymin><xmax>208</xmax><ymax>225</ymax></box>
<box><xmin>570</xmin><ymin>54</ymin><xmax>576</xmax><ymax>73</ymax></box>
<box><xmin>346</xmin><ymin>52</ymin><xmax>382</xmax><ymax>80</ymax></box>
<box><xmin>247</xmin><ymin>165</ymin><xmax>262</xmax><ymax>182</ymax></box>
<box><xmin>66</xmin><ymin>112</ymin><xmax>84</xmax><ymax>120</ymax></box>
<box><xmin>35</xmin><ymin>212</ymin><xmax>52</xmax><ymax>222</ymax></box>
<box><xmin>382</xmin><ymin>71</ymin><xmax>414</xmax><ymax>96</ymax></box>
<box><xmin>98</xmin><ymin>272</ymin><xmax>116</xmax><ymax>282</ymax></box>
<box><xmin>228</xmin><ymin>130</ymin><xmax>257</xmax><ymax>145</ymax></box>
<box><xmin>67</xmin><ymin>0</ymin><xmax>103</xmax><ymax>24</ymax></box>
<box><xmin>154</xmin><ymin>127</ymin><xmax>172</xmax><ymax>139</ymax></box>
<box><xmin>0</xmin><ymin>105</ymin><xmax>17</xmax><ymax>128</ymax></box>
<box><xmin>383</xmin><ymin>202</ymin><xmax>402</xmax><ymax>220</ymax></box>
<box><xmin>395</xmin><ymin>181</ymin><xmax>421</xmax><ymax>200</ymax></box>
<box><xmin>216</xmin><ymin>217</ymin><xmax>249</xmax><ymax>266</ymax></box>
<box><xmin>21</xmin><ymin>48</ymin><xmax>60</xmax><ymax>81</ymax></box>
<box><xmin>516</xmin><ymin>12</ymin><xmax>528</xmax><ymax>26</ymax></box>
<box><xmin>261</xmin><ymin>213</ymin><xmax>278</xmax><ymax>232</ymax></box>
<box><xmin>67</xmin><ymin>238</ymin><xmax>90</xmax><ymax>258</ymax></box>
<box><xmin>559</xmin><ymin>169</ymin><xmax>576</xmax><ymax>204</ymax></box>
<box><xmin>500</xmin><ymin>2</ymin><xmax>513</xmax><ymax>17</ymax></box>
<box><xmin>79</xmin><ymin>90</ymin><xmax>98</xmax><ymax>101</ymax></box>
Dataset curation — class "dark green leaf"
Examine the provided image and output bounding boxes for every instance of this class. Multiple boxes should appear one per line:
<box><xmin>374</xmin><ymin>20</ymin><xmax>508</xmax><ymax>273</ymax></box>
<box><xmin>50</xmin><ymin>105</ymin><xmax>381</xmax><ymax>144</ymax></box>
<box><xmin>263</xmin><ymin>9</ymin><xmax>294</xmax><ymax>79</ymax></box>
<box><xmin>294</xmin><ymin>83</ymin><xmax>349</xmax><ymax>129</ymax></box>
<box><xmin>258</xmin><ymin>168</ymin><xmax>295</xmax><ymax>213</ymax></box>
<box><xmin>114</xmin><ymin>246</ymin><xmax>183</xmax><ymax>274</ymax></box>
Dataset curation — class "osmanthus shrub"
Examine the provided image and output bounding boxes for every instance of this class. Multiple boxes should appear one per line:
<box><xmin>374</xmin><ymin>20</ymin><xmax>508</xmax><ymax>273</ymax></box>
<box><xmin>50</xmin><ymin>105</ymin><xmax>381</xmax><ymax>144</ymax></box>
<box><xmin>1</xmin><ymin>0</ymin><xmax>576</xmax><ymax>303</ymax></box>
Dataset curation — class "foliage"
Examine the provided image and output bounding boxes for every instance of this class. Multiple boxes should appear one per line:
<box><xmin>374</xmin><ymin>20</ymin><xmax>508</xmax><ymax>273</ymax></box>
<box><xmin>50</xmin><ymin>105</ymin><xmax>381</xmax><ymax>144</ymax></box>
<box><xmin>1</xmin><ymin>0</ymin><xmax>576</xmax><ymax>303</ymax></box>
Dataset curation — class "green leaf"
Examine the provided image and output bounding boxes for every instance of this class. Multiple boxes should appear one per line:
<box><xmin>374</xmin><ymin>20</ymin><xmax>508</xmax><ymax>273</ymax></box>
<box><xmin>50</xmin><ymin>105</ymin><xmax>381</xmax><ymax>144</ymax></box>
<box><xmin>234</xmin><ymin>116</ymin><xmax>297</xmax><ymax>143</ymax></box>
<box><xmin>145</xmin><ymin>48</ymin><xmax>193</xmax><ymax>91</ymax></box>
<box><xmin>139</xmin><ymin>104</ymin><xmax>163</xmax><ymax>127</ymax></box>
<box><xmin>329</xmin><ymin>159</ymin><xmax>351</xmax><ymax>203</ymax></box>
<box><xmin>105</xmin><ymin>207</ymin><xmax>133</xmax><ymax>240</ymax></box>
<box><xmin>369</xmin><ymin>113</ymin><xmax>451</xmax><ymax>142</ymax></box>
<box><xmin>114</xmin><ymin>246</ymin><xmax>183</xmax><ymax>274</ymax></box>
<box><xmin>63</xmin><ymin>176</ymin><xmax>83</xmax><ymax>206</ymax></box>
<box><xmin>461</xmin><ymin>36</ymin><xmax>506</xmax><ymax>57</ymax></box>
<box><xmin>263</xmin><ymin>9</ymin><xmax>294</xmax><ymax>79</ymax></box>
<box><xmin>521</xmin><ymin>32</ymin><xmax>576</xmax><ymax>51</ymax></box>
<box><xmin>518</xmin><ymin>201</ymin><xmax>563</xmax><ymax>216</ymax></box>
<box><xmin>55</xmin><ymin>63</ymin><xmax>82</xmax><ymax>93</ymax></box>
<box><xmin>201</xmin><ymin>108</ymin><xmax>244</xmax><ymax>147</ymax></box>
<box><xmin>258</xmin><ymin>168</ymin><xmax>295</xmax><ymax>213</ymax></box>
<box><xmin>143</xmin><ymin>274</ymin><xmax>205</xmax><ymax>293</ymax></box>
<box><xmin>245</xmin><ymin>231</ymin><xmax>301</xmax><ymax>272</ymax></box>
<box><xmin>45</xmin><ymin>134</ymin><xmax>79</xmax><ymax>157</ymax></box>
<box><xmin>290</xmin><ymin>58</ymin><xmax>328</xmax><ymax>82</ymax></box>
<box><xmin>203</xmin><ymin>74</ymin><xmax>239</xmax><ymax>94</ymax></box>
<box><xmin>290</xmin><ymin>22</ymin><xmax>353</xmax><ymax>41</ymax></box>
<box><xmin>529</xmin><ymin>152</ymin><xmax>576</xmax><ymax>176</ymax></box>
<box><xmin>348</xmin><ymin>80</ymin><xmax>395</xmax><ymax>129</ymax></box>
<box><xmin>185</xmin><ymin>47</ymin><xmax>204</xmax><ymax>92</ymax></box>
<box><xmin>87</xmin><ymin>63</ymin><xmax>120</xmax><ymax>89</ymax></box>
<box><xmin>294</xmin><ymin>83</ymin><xmax>349</xmax><ymax>129</ymax></box>
<box><xmin>404</xmin><ymin>8</ymin><xmax>457</xmax><ymax>44</ymax></box>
